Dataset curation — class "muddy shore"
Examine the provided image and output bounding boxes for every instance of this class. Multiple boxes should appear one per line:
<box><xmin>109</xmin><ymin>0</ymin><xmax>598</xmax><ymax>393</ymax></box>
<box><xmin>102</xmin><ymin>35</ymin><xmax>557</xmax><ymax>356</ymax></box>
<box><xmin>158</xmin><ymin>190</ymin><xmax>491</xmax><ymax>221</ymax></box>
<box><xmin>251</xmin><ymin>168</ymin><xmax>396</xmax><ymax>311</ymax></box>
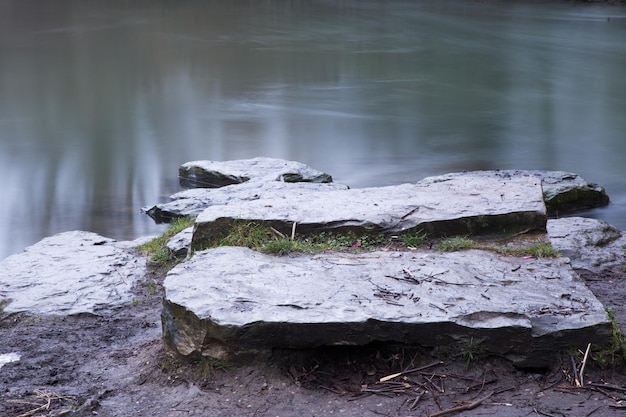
<box><xmin>1</xmin><ymin>260</ymin><xmax>625</xmax><ymax>417</ymax></box>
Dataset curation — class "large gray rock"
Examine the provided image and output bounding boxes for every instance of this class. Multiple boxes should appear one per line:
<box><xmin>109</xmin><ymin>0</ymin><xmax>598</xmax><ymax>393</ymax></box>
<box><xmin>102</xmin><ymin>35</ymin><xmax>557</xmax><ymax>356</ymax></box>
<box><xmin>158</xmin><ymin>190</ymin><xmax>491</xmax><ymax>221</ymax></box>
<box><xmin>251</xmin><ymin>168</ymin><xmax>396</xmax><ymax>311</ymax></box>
<box><xmin>192</xmin><ymin>171</ymin><xmax>547</xmax><ymax>249</ymax></box>
<box><xmin>548</xmin><ymin>217</ymin><xmax>626</xmax><ymax>273</ymax></box>
<box><xmin>0</xmin><ymin>231</ymin><xmax>145</xmax><ymax>315</ymax></box>
<box><xmin>179</xmin><ymin>157</ymin><xmax>333</xmax><ymax>189</ymax></box>
<box><xmin>427</xmin><ymin>171</ymin><xmax>608</xmax><ymax>215</ymax></box>
<box><xmin>162</xmin><ymin>246</ymin><xmax>611</xmax><ymax>369</ymax></box>
<box><xmin>143</xmin><ymin>180</ymin><xmax>349</xmax><ymax>223</ymax></box>
<box><xmin>535</xmin><ymin>171</ymin><xmax>609</xmax><ymax>215</ymax></box>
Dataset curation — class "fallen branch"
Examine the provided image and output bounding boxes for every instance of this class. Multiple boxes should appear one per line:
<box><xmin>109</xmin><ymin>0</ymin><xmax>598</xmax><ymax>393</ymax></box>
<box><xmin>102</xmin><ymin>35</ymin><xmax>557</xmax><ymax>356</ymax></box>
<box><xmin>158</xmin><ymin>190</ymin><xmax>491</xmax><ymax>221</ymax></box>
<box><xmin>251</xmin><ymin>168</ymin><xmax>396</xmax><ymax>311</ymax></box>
<box><xmin>589</xmin><ymin>386</ymin><xmax>621</xmax><ymax>401</ymax></box>
<box><xmin>427</xmin><ymin>390</ymin><xmax>495</xmax><ymax>417</ymax></box>
<box><xmin>407</xmin><ymin>393</ymin><xmax>423</xmax><ymax>411</ymax></box>
<box><xmin>587</xmin><ymin>382</ymin><xmax>626</xmax><ymax>393</ymax></box>
<box><xmin>464</xmin><ymin>376</ymin><xmax>497</xmax><ymax>393</ymax></box>
<box><xmin>424</xmin><ymin>374</ymin><xmax>444</xmax><ymax>393</ymax></box>
<box><xmin>571</xmin><ymin>355</ymin><xmax>580</xmax><ymax>386</ymax></box>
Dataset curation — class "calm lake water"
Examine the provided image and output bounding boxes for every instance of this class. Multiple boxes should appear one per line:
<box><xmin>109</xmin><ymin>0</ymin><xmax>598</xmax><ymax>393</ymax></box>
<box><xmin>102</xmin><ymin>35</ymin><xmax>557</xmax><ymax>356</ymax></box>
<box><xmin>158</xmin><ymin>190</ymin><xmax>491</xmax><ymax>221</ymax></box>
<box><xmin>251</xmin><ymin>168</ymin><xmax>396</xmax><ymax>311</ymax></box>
<box><xmin>1</xmin><ymin>0</ymin><xmax>625</xmax><ymax>260</ymax></box>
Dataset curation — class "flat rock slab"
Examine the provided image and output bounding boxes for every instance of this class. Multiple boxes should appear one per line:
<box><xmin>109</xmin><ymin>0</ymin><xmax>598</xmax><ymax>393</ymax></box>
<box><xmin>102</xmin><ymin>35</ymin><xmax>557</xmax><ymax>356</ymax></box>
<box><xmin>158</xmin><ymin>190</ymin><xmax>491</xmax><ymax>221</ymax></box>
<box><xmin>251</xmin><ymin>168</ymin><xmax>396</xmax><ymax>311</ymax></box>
<box><xmin>0</xmin><ymin>231</ymin><xmax>145</xmax><ymax>315</ymax></box>
<box><xmin>424</xmin><ymin>171</ymin><xmax>609</xmax><ymax>215</ymax></box>
<box><xmin>179</xmin><ymin>157</ymin><xmax>333</xmax><ymax>189</ymax></box>
<box><xmin>144</xmin><ymin>181</ymin><xmax>349</xmax><ymax>223</ymax></box>
<box><xmin>163</xmin><ymin>246</ymin><xmax>610</xmax><ymax>368</ymax></box>
<box><xmin>192</xmin><ymin>171</ymin><xmax>547</xmax><ymax>248</ymax></box>
<box><xmin>145</xmin><ymin>160</ymin><xmax>608</xmax><ymax>224</ymax></box>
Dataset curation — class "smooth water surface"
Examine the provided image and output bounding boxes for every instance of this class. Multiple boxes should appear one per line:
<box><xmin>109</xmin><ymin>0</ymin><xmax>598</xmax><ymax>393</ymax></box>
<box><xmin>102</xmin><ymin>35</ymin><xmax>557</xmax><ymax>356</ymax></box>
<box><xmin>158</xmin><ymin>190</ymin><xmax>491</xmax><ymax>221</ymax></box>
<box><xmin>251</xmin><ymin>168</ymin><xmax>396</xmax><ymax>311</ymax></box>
<box><xmin>1</xmin><ymin>0</ymin><xmax>625</xmax><ymax>259</ymax></box>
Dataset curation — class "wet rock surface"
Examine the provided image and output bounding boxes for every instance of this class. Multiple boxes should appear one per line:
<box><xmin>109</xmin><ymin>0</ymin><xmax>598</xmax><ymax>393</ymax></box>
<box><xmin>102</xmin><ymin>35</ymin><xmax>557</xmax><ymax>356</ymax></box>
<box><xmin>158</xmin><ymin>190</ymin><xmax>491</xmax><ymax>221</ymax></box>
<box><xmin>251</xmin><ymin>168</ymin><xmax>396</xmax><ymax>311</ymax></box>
<box><xmin>536</xmin><ymin>171</ymin><xmax>610</xmax><ymax>215</ymax></box>
<box><xmin>144</xmin><ymin>180</ymin><xmax>349</xmax><ymax>223</ymax></box>
<box><xmin>166</xmin><ymin>226</ymin><xmax>193</xmax><ymax>258</ymax></box>
<box><xmin>178</xmin><ymin>157</ymin><xmax>334</xmax><ymax>189</ymax></box>
<box><xmin>162</xmin><ymin>246</ymin><xmax>610</xmax><ymax>369</ymax></box>
<box><xmin>1</xmin><ymin>160</ymin><xmax>625</xmax><ymax>417</ymax></box>
<box><xmin>145</xmin><ymin>162</ymin><xmax>608</xmax><ymax>226</ymax></box>
<box><xmin>153</xmin><ymin>162</ymin><xmax>615</xmax><ymax>370</ymax></box>
<box><xmin>192</xmin><ymin>171</ymin><xmax>546</xmax><ymax>249</ymax></box>
<box><xmin>548</xmin><ymin>217</ymin><xmax>626</xmax><ymax>273</ymax></box>
<box><xmin>0</xmin><ymin>231</ymin><xmax>145</xmax><ymax>315</ymax></box>
<box><xmin>144</xmin><ymin>158</ymin><xmax>346</xmax><ymax>223</ymax></box>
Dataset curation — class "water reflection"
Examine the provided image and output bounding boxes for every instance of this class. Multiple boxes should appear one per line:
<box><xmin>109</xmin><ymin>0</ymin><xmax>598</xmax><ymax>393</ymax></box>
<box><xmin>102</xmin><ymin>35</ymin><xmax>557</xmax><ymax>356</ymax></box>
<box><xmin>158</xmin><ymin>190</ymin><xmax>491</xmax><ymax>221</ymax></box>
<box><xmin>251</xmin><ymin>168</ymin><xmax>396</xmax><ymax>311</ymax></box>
<box><xmin>0</xmin><ymin>0</ymin><xmax>625</xmax><ymax>259</ymax></box>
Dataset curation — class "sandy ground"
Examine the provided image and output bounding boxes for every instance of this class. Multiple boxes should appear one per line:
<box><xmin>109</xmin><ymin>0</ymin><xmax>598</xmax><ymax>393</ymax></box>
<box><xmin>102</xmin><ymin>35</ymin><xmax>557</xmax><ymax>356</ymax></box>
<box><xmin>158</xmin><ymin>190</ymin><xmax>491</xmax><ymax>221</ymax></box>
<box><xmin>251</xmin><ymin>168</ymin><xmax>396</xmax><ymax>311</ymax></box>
<box><xmin>1</xmin><ymin>262</ymin><xmax>625</xmax><ymax>417</ymax></box>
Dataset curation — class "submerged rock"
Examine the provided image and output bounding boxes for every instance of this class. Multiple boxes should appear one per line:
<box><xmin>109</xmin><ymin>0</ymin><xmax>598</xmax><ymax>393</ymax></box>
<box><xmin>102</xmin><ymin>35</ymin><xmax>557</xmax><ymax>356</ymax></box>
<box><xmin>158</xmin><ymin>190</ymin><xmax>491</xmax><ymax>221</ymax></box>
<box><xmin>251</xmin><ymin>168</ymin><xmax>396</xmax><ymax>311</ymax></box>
<box><xmin>531</xmin><ymin>171</ymin><xmax>609</xmax><ymax>215</ymax></box>
<box><xmin>191</xmin><ymin>171</ymin><xmax>547</xmax><ymax>249</ymax></box>
<box><xmin>162</xmin><ymin>246</ymin><xmax>611</xmax><ymax>369</ymax></box>
<box><xmin>178</xmin><ymin>157</ymin><xmax>333</xmax><ymax>189</ymax></box>
<box><xmin>0</xmin><ymin>231</ymin><xmax>145</xmax><ymax>315</ymax></box>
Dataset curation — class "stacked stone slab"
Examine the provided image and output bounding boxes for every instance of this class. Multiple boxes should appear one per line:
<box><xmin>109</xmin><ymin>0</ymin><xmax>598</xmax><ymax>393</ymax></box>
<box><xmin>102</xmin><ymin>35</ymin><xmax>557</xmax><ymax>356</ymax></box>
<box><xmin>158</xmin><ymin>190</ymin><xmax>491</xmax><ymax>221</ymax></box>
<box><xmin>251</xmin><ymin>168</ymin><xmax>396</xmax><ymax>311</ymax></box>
<box><xmin>143</xmin><ymin>161</ymin><xmax>609</xmax><ymax>224</ymax></box>
<box><xmin>158</xmin><ymin>159</ymin><xmax>613</xmax><ymax>369</ymax></box>
<box><xmin>143</xmin><ymin>157</ymin><xmax>345</xmax><ymax>222</ymax></box>
<box><xmin>0</xmin><ymin>158</ymin><xmax>616</xmax><ymax>370</ymax></box>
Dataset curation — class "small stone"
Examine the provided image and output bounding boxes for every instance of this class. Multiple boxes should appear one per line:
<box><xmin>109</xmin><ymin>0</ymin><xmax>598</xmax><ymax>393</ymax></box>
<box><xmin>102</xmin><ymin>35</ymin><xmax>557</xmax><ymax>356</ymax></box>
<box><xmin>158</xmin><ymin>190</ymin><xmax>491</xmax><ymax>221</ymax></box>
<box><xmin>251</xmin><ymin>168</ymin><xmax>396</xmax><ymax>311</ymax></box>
<box><xmin>166</xmin><ymin>227</ymin><xmax>193</xmax><ymax>258</ymax></box>
<box><xmin>548</xmin><ymin>217</ymin><xmax>626</xmax><ymax>273</ymax></box>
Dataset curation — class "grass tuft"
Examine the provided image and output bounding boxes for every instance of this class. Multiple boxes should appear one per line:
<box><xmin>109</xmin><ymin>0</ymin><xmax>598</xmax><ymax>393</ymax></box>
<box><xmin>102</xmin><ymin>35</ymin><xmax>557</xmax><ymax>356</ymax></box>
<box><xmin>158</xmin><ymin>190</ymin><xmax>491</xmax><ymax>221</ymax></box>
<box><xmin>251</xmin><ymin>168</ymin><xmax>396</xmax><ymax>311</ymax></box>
<box><xmin>433</xmin><ymin>236</ymin><xmax>560</xmax><ymax>258</ymax></box>
<box><xmin>524</xmin><ymin>242</ymin><xmax>561</xmax><ymax>258</ymax></box>
<box><xmin>260</xmin><ymin>239</ymin><xmax>302</xmax><ymax>256</ymax></box>
<box><xmin>436</xmin><ymin>236</ymin><xmax>476</xmax><ymax>252</ymax></box>
<box><xmin>160</xmin><ymin>353</ymin><xmax>231</xmax><ymax>383</ymax></box>
<box><xmin>591</xmin><ymin>307</ymin><xmax>626</xmax><ymax>368</ymax></box>
<box><xmin>400</xmin><ymin>229</ymin><xmax>428</xmax><ymax>248</ymax></box>
<box><xmin>460</xmin><ymin>337</ymin><xmax>484</xmax><ymax>369</ymax></box>
<box><xmin>137</xmin><ymin>216</ymin><xmax>195</xmax><ymax>267</ymax></box>
<box><xmin>217</xmin><ymin>221</ymin><xmax>276</xmax><ymax>248</ymax></box>
<box><xmin>490</xmin><ymin>242</ymin><xmax>560</xmax><ymax>258</ymax></box>
<box><xmin>209</xmin><ymin>224</ymin><xmax>394</xmax><ymax>255</ymax></box>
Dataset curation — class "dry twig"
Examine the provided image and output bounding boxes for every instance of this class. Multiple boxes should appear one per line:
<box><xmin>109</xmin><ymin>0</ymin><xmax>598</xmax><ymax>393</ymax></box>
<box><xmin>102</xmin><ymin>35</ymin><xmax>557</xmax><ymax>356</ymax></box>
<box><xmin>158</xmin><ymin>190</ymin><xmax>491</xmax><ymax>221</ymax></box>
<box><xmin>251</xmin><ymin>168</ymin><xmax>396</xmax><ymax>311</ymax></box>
<box><xmin>427</xmin><ymin>390</ymin><xmax>495</xmax><ymax>417</ymax></box>
<box><xmin>8</xmin><ymin>389</ymin><xmax>75</xmax><ymax>417</ymax></box>
<box><xmin>587</xmin><ymin>382</ymin><xmax>626</xmax><ymax>393</ymax></box>
<box><xmin>379</xmin><ymin>360</ymin><xmax>443</xmax><ymax>382</ymax></box>
<box><xmin>578</xmin><ymin>343</ymin><xmax>591</xmax><ymax>387</ymax></box>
